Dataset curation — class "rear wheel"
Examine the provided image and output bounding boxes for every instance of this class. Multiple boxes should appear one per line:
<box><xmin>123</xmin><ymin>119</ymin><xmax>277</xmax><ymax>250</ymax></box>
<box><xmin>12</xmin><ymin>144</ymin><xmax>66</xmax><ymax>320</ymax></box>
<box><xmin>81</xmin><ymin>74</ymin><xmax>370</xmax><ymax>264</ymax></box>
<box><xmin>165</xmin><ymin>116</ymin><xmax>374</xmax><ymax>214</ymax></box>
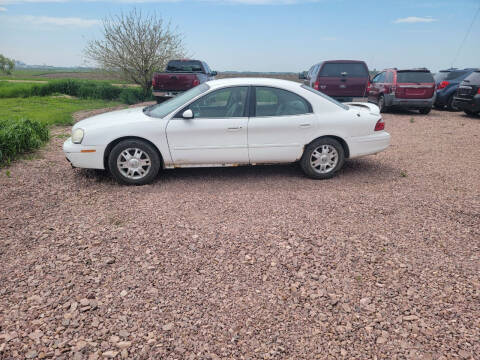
<box><xmin>300</xmin><ymin>138</ymin><xmax>345</xmax><ymax>180</ymax></box>
<box><xmin>464</xmin><ymin>110</ymin><xmax>479</xmax><ymax>116</ymax></box>
<box><xmin>419</xmin><ymin>107</ymin><xmax>431</xmax><ymax>114</ymax></box>
<box><xmin>108</xmin><ymin>139</ymin><xmax>160</xmax><ymax>185</ymax></box>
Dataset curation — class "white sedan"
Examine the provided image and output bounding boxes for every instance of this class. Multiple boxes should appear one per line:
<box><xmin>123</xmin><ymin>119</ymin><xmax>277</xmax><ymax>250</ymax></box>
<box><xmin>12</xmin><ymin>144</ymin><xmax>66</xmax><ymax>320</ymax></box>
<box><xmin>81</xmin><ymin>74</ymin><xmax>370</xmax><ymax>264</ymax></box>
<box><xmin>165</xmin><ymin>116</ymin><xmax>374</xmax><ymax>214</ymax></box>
<box><xmin>63</xmin><ymin>78</ymin><xmax>390</xmax><ymax>185</ymax></box>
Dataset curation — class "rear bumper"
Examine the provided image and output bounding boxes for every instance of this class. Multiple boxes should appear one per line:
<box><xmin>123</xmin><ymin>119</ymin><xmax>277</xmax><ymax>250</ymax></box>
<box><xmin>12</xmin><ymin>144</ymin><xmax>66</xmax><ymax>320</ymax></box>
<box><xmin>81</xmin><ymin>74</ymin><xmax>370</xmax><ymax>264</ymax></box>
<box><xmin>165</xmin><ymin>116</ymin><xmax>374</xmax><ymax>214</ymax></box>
<box><xmin>153</xmin><ymin>91</ymin><xmax>183</xmax><ymax>98</ymax></box>
<box><xmin>387</xmin><ymin>95</ymin><xmax>435</xmax><ymax>109</ymax></box>
<box><xmin>348</xmin><ymin>131</ymin><xmax>391</xmax><ymax>158</ymax></box>
<box><xmin>63</xmin><ymin>138</ymin><xmax>105</xmax><ymax>170</ymax></box>
<box><xmin>453</xmin><ymin>95</ymin><xmax>480</xmax><ymax>113</ymax></box>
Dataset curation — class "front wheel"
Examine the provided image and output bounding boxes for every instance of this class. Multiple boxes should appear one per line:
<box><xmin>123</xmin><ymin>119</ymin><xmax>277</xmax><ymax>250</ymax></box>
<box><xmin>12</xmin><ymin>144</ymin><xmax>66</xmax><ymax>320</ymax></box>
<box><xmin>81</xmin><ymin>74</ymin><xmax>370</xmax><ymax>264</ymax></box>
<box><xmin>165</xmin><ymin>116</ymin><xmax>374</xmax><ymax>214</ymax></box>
<box><xmin>108</xmin><ymin>139</ymin><xmax>161</xmax><ymax>185</ymax></box>
<box><xmin>446</xmin><ymin>96</ymin><xmax>459</xmax><ymax>111</ymax></box>
<box><xmin>378</xmin><ymin>95</ymin><xmax>387</xmax><ymax>113</ymax></box>
<box><xmin>419</xmin><ymin>107</ymin><xmax>431</xmax><ymax>114</ymax></box>
<box><xmin>464</xmin><ymin>110</ymin><xmax>479</xmax><ymax>116</ymax></box>
<box><xmin>300</xmin><ymin>138</ymin><xmax>345</xmax><ymax>180</ymax></box>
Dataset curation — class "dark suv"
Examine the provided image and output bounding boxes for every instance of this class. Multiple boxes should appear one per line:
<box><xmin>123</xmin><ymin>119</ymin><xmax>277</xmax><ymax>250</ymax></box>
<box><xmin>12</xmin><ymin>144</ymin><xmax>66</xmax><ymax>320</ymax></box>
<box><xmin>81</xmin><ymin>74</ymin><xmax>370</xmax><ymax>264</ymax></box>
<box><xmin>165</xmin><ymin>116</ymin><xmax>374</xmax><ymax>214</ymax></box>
<box><xmin>299</xmin><ymin>60</ymin><xmax>369</xmax><ymax>102</ymax></box>
<box><xmin>368</xmin><ymin>68</ymin><xmax>435</xmax><ymax>114</ymax></box>
<box><xmin>453</xmin><ymin>69</ymin><xmax>480</xmax><ymax>116</ymax></box>
<box><xmin>434</xmin><ymin>68</ymin><xmax>477</xmax><ymax>110</ymax></box>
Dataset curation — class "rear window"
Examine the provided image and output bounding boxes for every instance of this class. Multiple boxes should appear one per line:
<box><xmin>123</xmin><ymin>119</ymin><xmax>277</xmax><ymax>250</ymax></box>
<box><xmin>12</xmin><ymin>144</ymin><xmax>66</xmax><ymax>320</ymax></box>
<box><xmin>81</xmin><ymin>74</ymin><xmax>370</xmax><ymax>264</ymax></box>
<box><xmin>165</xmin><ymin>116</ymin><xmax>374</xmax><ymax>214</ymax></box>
<box><xmin>463</xmin><ymin>71</ymin><xmax>480</xmax><ymax>84</ymax></box>
<box><xmin>397</xmin><ymin>71</ymin><xmax>434</xmax><ymax>83</ymax></box>
<box><xmin>434</xmin><ymin>72</ymin><xmax>449</xmax><ymax>82</ymax></box>
<box><xmin>166</xmin><ymin>60</ymin><xmax>203</xmax><ymax>72</ymax></box>
<box><xmin>445</xmin><ymin>70</ymin><xmax>469</xmax><ymax>80</ymax></box>
<box><xmin>319</xmin><ymin>63</ymin><xmax>368</xmax><ymax>78</ymax></box>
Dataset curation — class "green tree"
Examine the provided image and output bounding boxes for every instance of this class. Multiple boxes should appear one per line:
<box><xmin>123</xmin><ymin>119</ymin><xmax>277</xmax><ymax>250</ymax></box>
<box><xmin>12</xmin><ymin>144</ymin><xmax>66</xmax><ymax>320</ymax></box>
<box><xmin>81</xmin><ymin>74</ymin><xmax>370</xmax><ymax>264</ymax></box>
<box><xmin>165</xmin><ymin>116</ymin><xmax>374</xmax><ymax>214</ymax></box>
<box><xmin>0</xmin><ymin>54</ymin><xmax>15</xmax><ymax>75</ymax></box>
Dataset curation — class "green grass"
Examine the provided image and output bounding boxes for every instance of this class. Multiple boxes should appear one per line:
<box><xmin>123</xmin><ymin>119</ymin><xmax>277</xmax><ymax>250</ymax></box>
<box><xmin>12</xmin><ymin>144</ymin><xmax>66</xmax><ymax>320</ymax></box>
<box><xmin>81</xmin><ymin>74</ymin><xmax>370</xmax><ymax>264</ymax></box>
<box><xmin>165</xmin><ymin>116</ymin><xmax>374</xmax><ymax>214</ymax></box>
<box><xmin>0</xmin><ymin>68</ymin><xmax>132</xmax><ymax>83</ymax></box>
<box><xmin>0</xmin><ymin>97</ymin><xmax>121</xmax><ymax>126</ymax></box>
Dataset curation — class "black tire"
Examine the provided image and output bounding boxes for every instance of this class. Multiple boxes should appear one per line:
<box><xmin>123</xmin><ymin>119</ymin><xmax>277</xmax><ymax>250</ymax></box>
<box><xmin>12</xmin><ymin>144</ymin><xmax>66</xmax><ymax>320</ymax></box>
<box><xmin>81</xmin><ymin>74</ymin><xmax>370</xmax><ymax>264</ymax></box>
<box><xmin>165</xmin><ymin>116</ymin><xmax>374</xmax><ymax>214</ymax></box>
<box><xmin>378</xmin><ymin>94</ymin><xmax>387</xmax><ymax>113</ymax></box>
<box><xmin>155</xmin><ymin>96</ymin><xmax>167</xmax><ymax>104</ymax></box>
<box><xmin>419</xmin><ymin>107</ymin><xmax>431</xmax><ymax>115</ymax></box>
<box><xmin>108</xmin><ymin>139</ymin><xmax>161</xmax><ymax>185</ymax></box>
<box><xmin>300</xmin><ymin>137</ymin><xmax>345</xmax><ymax>180</ymax></box>
<box><xmin>434</xmin><ymin>103</ymin><xmax>444</xmax><ymax>110</ymax></box>
<box><xmin>464</xmin><ymin>110</ymin><xmax>479</xmax><ymax>116</ymax></box>
<box><xmin>446</xmin><ymin>96</ymin><xmax>459</xmax><ymax>111</ymax></box>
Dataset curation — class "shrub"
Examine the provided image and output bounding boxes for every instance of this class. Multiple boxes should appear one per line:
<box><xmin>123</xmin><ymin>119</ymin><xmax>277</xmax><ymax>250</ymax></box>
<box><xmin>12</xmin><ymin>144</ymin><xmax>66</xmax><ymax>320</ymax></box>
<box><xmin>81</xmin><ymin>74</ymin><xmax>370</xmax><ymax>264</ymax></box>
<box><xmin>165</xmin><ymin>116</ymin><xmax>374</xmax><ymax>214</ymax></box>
<box><xmin>0</xmin><ymin>118</ymin><xmax>49</xmax><ymax>166</ymax></box>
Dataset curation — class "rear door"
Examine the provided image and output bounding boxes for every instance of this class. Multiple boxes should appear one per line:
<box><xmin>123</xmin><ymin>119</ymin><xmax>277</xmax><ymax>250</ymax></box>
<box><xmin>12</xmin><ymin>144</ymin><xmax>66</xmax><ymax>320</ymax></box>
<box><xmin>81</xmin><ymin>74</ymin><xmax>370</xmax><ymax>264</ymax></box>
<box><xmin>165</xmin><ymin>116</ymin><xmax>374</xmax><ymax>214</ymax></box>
<box><xmin>247</xmin><ymin>86</ymin><xmax>316</xmax><ymax>163</ymax></box>
<box><xmin>317</xmin><ymin>62</ymin><xmax>369</xmax><ymax>97</ymax></box>
<box><xmin>395</xmin><ymin>71</ymin><xmax>435</xmax><ymax>99</ymax></box>
<box><xmin>166</xmin><ymin>86</ymin><xmax>250</xmax><ymax>165</ymax></box>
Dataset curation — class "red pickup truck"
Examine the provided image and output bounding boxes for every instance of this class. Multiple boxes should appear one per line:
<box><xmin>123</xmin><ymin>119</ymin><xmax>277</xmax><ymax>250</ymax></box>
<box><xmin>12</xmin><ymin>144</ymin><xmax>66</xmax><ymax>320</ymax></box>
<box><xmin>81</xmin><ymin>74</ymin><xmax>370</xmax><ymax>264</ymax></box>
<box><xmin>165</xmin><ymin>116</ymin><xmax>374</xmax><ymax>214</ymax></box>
<box><xmin>152</xmin><ymin>59</ymin><xmax>217</xmax><ymax>103</ymax></box>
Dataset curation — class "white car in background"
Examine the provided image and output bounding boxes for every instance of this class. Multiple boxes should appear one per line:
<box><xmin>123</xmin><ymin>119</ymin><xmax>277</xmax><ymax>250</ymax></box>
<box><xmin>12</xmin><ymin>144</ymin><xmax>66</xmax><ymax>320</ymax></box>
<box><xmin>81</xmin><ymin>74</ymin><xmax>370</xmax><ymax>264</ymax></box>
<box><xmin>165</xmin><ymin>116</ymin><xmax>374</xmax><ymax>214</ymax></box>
<box><xmin>63</xmin><ymin>78</ymin><xmax>390</xmax><ymax>185</ymax></box>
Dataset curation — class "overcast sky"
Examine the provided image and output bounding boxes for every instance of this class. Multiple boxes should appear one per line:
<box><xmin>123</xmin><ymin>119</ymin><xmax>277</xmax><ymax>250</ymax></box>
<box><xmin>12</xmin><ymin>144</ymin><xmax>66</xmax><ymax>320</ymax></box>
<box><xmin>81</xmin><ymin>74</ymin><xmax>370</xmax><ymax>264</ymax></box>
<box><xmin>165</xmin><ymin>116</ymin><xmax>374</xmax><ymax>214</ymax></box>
<box><xmin>0</xmin><ymin>0</ymin><xmax>479</xmax><ymax>72</ymax></box>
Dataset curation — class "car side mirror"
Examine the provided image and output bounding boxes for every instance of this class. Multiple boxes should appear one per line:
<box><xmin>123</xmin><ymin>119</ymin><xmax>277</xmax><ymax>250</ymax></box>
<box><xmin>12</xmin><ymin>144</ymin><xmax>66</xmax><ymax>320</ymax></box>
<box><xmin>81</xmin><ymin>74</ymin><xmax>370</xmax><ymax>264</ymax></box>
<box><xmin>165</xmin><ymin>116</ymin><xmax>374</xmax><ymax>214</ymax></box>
<box><xmin>182</xmin><ymin>109</ymin><xmax>194</xmax><ymax>119</ymax></box>
<box><xmin>211</xmin><ymin>71</ymin><xmax>218</xmax><ymax>76</ymax></box>
<box><xmin>299</xmin><ymin>72</ymin><xmax>306</xmax><ymax>80</ymax></box>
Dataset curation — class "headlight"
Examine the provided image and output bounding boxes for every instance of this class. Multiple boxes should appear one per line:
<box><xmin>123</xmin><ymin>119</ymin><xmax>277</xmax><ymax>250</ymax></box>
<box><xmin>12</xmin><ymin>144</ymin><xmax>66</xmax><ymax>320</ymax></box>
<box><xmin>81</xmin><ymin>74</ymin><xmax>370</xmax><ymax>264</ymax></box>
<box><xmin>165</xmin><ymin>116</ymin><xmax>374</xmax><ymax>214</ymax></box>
<box><xmin>72</xmin><ymin>128</ymin><xmax>84</xmax><ymax>144</ymax></box>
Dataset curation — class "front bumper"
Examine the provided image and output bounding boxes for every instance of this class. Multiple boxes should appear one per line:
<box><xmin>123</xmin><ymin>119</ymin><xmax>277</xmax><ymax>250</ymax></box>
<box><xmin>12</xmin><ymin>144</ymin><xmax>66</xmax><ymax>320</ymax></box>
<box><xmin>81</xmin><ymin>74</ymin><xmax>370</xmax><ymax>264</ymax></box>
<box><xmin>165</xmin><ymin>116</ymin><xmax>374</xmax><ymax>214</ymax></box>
<box><xmin>63</xmin><ymin>138</ymin><xmax>105</xmax><ymax>169</ymax></box>
<box><xmin>453</xmin><ymin>95</ymin><xmax>480</xmax><ymax>113</ymax></box>
<box><xmin>349</xmin><ymin>131</ymin><xmax>391</xmax><ymax>158</ymax></box>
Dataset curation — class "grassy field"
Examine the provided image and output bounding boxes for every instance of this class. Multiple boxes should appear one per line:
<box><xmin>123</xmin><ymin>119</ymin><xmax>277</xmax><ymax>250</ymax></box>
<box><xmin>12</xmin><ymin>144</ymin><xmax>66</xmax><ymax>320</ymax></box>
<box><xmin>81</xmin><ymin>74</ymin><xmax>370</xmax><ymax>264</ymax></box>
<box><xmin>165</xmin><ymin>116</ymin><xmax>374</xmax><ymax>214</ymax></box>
<box><xmin>0</xmin><ymin>68</ymin><xmax>130</xmax><ymax>83</ymax></box>
<box><xmin>0</xmin><ymin>97</ymin><xmax>121</xmax><ymax>126</ymax></box>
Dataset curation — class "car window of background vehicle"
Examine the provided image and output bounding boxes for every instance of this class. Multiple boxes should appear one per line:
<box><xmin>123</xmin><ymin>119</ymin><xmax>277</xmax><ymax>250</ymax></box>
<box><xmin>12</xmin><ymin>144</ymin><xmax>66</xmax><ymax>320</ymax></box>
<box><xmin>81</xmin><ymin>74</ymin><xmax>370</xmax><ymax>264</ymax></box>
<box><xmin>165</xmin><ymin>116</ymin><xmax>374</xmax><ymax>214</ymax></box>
<box><xmin>301</xmin><ymin>85</ymin><xmax>349</xmax><ymax>110</ymax></box>
<box><xmin>147</xmin><ymin>83</ymin><xmax>210</xmax><ymax>118</ymax></box>
<box><xmin>397</xmin><ymin>72</ymin><xmax>434</xmax><ymax>83</ymax></box>
<box><xmin>319</xmin><ymin>63</ymin><xmax>368</xmax><ymax>77</ymax></box>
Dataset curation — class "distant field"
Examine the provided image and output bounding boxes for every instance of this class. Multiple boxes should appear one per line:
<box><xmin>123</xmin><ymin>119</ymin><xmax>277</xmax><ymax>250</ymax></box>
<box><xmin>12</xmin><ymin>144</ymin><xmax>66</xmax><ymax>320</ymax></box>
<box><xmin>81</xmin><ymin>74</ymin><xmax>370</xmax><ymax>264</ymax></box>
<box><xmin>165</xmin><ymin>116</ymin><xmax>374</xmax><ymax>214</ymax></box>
<box><xmin>217</xmin><ymin>72</ymin><xmax>301</xmax><ymax>82</ymax></box>
<box><xmin>0</xmin><ymin>68</ymin><xmax>129</xmax><ymax>83</ymax></box>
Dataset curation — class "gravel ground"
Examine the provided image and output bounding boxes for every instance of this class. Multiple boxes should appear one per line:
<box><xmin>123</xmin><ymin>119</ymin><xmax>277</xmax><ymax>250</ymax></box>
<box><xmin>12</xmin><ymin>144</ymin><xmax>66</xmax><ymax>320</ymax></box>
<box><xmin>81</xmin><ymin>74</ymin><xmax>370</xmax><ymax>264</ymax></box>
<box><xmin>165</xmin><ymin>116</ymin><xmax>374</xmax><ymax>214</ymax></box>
<box><xmin>0</xmin><ymin>109</ymin><xmax>479</xmax><ymax>359</ymax></box>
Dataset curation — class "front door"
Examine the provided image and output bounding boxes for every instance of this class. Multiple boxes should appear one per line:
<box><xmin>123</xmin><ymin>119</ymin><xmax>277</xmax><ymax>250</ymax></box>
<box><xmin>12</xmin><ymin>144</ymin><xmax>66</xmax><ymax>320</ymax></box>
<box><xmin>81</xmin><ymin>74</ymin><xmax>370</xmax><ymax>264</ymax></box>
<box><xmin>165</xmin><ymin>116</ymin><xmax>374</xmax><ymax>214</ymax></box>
<box><xmin>166</xmin><ymin>86</ymin><xmax>250</xmax><ymax>165</ymax></box>
<box><xmin>248</xmin><ymin>86</ymin><xmax>316</xmax><ymax>163</ymax></box>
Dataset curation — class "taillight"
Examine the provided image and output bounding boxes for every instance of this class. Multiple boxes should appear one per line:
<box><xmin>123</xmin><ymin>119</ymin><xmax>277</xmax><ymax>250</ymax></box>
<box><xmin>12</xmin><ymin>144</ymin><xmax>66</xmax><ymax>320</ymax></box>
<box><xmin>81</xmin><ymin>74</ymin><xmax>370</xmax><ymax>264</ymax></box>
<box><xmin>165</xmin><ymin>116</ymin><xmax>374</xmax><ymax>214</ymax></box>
<box><xmin>437</xmin><ymin>81</ymin><xmax>449</xmax><ymax>90</ymax></box>
<box><xmin>192</xmin><ymin>78</ymin><xmax>200</xmax><ymax>87</ymax></box>
<box><xmin>314</xmin><ymin>81</ymin><xmax>319</xmax><ymax>90</ymax></box>
<box><xmin>152</xmin><ymin>76</ymin><xmax>156</xmax><ymax>88</ymax></box>
<box><xmin>477</xmin><ymin>88</ymin><xmax>480</xmax><ymax>94</ymax></box>
<box><xmin>391</xmin><ymin>85</ymin><xmax>396</xmax><ymax>94</ymax></box>
<box><xmin>374</xmin><ymin>118</ymin><xmax>385</xmax><ymax>131</ymax></box>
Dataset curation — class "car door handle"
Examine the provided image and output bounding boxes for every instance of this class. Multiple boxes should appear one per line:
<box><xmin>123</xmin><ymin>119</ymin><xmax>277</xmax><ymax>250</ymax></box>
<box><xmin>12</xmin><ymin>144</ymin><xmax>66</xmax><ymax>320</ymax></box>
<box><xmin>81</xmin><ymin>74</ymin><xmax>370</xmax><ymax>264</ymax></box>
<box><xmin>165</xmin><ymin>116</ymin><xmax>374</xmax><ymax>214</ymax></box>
<box><xmin>299</xmin><ymin>123</ymin><xmax>311</xmax><ymax>128</ymax></box>
<box><xmin>227</xmin><ymin>126</ymin><xmax>242</xmax><ymax>131</ymax></box>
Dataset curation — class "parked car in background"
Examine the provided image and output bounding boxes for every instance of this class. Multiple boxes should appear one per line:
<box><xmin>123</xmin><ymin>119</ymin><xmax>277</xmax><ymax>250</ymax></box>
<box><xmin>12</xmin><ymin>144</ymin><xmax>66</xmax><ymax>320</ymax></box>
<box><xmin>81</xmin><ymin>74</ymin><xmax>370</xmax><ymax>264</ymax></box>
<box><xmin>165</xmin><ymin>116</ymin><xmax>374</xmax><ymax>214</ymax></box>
<box><xmin>63</xmin><ymin>78</ymin><xmax>390</xmax><ymax>185</ymax></box>
<box><xmin>434</xmin><ymin>68</ymin><xmax>477</xmax><ymax>110</ymax></box>
<box><xmin>368</xmin><ymin>68</ymin><xmax>435</xmax><ymax>114</ymax></box>
<box><xmin>299</xmin><ymin>60</ymin><xmax>370</xmax><ymax>102</ymax></box>
<box><xmin>453</xmin><ymin>69</ymin><xmax>480</xmax><ymax>116</ymax></box>
<box><xmin>152</xmin><ymin>59</ymin><xmax>217</xmax><ymax>103</ymax></box>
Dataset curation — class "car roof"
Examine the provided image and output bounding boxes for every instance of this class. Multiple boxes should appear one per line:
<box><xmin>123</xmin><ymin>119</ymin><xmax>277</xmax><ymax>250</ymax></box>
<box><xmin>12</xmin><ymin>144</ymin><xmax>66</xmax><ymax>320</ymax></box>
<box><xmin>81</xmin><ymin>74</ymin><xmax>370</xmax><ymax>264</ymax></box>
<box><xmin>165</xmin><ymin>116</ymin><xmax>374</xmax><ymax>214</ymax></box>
<box><xmin>205</xmin><ymin>77</ymin><xmax>304</xmax><ymax>91</ymax></box>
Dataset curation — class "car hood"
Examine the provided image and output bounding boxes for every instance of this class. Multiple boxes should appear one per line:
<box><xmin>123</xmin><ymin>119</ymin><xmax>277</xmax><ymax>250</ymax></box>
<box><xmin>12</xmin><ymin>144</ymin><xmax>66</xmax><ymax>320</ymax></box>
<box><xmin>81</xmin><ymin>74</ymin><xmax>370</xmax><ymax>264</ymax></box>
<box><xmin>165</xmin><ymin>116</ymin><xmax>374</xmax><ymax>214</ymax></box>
<box><xmin>345</xmin><ymin>102</ymin><xmax>380</xmax><ymax>116</ymax></box>
<box><xmin>73</xmin><ymin>106</ymin><xmax>150</xmax><ymax>130</ymax></box>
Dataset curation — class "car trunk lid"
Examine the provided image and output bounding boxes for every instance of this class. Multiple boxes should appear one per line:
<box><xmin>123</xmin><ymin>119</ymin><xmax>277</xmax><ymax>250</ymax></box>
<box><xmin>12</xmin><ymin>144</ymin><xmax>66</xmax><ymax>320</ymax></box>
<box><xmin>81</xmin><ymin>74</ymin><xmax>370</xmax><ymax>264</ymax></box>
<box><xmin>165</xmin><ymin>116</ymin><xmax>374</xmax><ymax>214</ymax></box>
<box><xmin>395</xmin><ymin>70</ymin><xmax>435</xmax><ymax>99</ymax></box>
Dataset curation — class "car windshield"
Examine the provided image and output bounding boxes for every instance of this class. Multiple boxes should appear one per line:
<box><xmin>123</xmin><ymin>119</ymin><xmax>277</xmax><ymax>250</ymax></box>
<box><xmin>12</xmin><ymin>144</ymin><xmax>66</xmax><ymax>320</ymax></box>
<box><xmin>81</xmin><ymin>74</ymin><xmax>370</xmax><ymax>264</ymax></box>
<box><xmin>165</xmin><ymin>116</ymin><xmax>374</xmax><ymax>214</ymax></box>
<box><xmin>145</xmin><ymin>84</ymin><xmax>210</xmax><ymax>118</ymax></box>
<box><xmin>166</xmin><ymin>60</ymin><xmax>203</xmax><ymax>72</ymax></box>
<box><xmin>301</xmin><ymin>85</ymin><xmax>349</xmax><ymax>110</ymax></box>
<box><xmin>397</xmin><ymin>71</ymin><xmax>434</xmax><ymax>83</ymax></box>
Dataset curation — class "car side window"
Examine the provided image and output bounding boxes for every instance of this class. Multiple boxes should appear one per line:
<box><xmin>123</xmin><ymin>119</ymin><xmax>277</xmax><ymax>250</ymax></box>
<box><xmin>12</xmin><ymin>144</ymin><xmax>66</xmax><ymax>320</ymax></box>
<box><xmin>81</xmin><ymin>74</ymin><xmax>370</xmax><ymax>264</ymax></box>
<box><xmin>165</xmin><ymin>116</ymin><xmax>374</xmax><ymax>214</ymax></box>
<box><xmin>373</xmin><ymin>72</ymin><xmax>385</xmax><ymax>83</ymax></box>
<box><xmin>187</xmin><ymin>86</ymin><xmax>248</xmax><ymax>118</ymax></box>
<box><xmin>255</xmin><ymin>87</ymin><xmax>312</xmax><ymax>117</ymax></box>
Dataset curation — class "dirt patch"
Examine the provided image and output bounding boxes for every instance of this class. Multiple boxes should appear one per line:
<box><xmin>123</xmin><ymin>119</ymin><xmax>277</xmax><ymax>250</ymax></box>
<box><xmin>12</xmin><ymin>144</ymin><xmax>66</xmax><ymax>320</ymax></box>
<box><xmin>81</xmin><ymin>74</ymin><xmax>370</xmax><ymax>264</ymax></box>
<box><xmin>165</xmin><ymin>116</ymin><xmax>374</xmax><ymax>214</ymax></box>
<box><xmin>0</xmin><ymin>109</ymin><xmax>479</xmax><ymax>359</ymax></box>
